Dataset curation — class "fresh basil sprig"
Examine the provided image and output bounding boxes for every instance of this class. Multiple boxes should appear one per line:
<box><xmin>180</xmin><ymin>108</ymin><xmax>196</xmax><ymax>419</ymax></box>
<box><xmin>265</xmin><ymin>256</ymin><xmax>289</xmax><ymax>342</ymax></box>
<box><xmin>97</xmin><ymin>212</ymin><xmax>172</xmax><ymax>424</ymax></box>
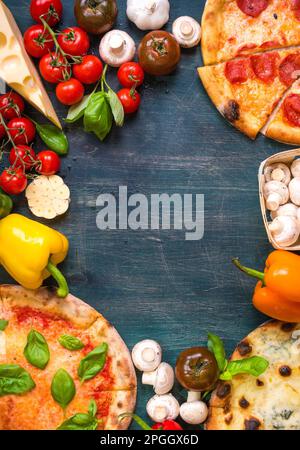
<box><xmin>208</xmin><ymin>332</ymin><xmax>227</xmax><ymax>372</ymax></box>
<box><xmin>57</xmin><ymin>400</ymin><xmax>100</xmax><ymax>430</ymax></box>
<box><xmin>24</xmin><ymin>329</ymin><xmax>50</xmax><ymax>370</ymax></box>
<box><xmin>58</xmin><ymin>335</ymin><xmax>84</xmax><ymax>351</ymax></box>
<box><xmin>78</xmin><ymin>343</ymin><xmax>108</xmax><ymax>382</ymax></box>
<box><xmin>65</xmin><ymin>95</ymin><xmax>90</xmax><ymax>124</ymax></box>
<box><xmin>0</xmin><ymin>320</ymin><xmax>8</xmax><ymax>331</ymax></box>
<box><xmin>0</xmin><ymin>364</ymin><xmax>35</xmax><ymax>396</ymax></box>
<box><xmin>51</xmin><ymin>369</ymin><xmax>76</xmax><ymax>409</ymax></box>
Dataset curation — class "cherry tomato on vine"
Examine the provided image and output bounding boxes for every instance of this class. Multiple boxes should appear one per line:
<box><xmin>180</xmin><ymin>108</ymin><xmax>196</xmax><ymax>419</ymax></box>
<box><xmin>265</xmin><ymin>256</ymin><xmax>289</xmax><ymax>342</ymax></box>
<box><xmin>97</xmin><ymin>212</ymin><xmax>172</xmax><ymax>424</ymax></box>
<box><xmin>56</xmin><ymin>78</ymin><xmax>84</xmax><ymax>105</ymax></box>
<box><xmin>117</xmin><ymin>62</ymin><xmax>145</xmax><ymax>88</ymax></box>
<box><xmin>57</xmin><ymin>27</ymin><xmax>90</xmax><ymax>56</ymax></box>
<box><xmin>0</xmin><ymin>125</ymin><xmax>6</xmax><ymax>141</ymax></box>
<box><xmin>0</xmin><ymin>92</ymin><xmax>25</xmax><ymax>120</ymax></box>
<box><xmin>30</xmin><ymin>0</ymin><xmax>63</xmax><ymax>27</ymax></box>
<box><xmin>39</xmin><ymin>52</ymin><xmax>70</xmax><ymax>84</ymax></box>
<box><xmin>9</xmin><ymin>145</ymin><xmax>36</xmax><ymax>170</ymax></box>
<box><xmin>73</xmin><ymin>55</ymin><xmax>103</xmax><ymax>84</ymax></box>
<box><xmin>117</xmin><ymin>88</ymin><xmax>141</xmax><ymax>114</ymax></box>
<box><xmin>36</xmin><ymin>150</ymin><xmax>61</xmax><ymax>175</ymax></box>
<box><xmin>7</xmin><ymin>118</ymin><xmax>36</xmax><ymax>145</ymax></box>
<box><xmin>24</xmin><ymin>24</ymin><xmax>54</xmax><ymax>58</ymax></box>
<box><xmin>0</xmin><ymin>167</ymin><xmax>28</xmax><ymax>195</ymax></box>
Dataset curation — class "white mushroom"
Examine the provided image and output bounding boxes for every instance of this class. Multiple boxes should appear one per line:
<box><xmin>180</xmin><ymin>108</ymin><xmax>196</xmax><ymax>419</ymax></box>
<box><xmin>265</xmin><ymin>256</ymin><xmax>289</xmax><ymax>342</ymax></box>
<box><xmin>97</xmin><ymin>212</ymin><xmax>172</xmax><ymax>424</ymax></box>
<box><xmin>291</xmin><ymin>159</ymin><xmax>300</xmax><ymax>178</ymax></box>
<box><xmin>269</xmin><ymin>216</ymin><xmax>300</xmax><ymax>247</ymax></box>
<box><xmin>264</xmin><ymin>163</ymin><xmax>291</xmax><ymax>185</ymax></box>
<box><xmin>142</xmin><ymin>362</ymin><xmax>174</xmax><ymax>395</ymax></box>
<box><xmin>127</xmin><ymin>0</ymin><xmax>170</xmax><ymax>31</ymax></box>
<box><xmin>179</xmin><ymin>392</ymin><xmax>208</xmax><ymax>425</ymax></box>
<box><xmin>172</xmin><ymin>16</ymin><xmax>201</xmax><ymax>48</ymax></box>
<box><xmin>99</xmin><ymin>30</ymin><xmax>136</xmax><ymax>67</ymax></box>
<box><xmin>289</xmin><ymin>177</ymin><xmax>300</xmax><ymax>206</ymax></box>
<box><xmin>263</xmin><ymin>180</ymin><xmax>289</xmax><ymax>211</ymax></box>
<box><xmin>271</xmin><ymin>203</ymin><xmax>299</xmax><ymax>220</ymax></box>
<box><xmin>146</xmin><ymin>394</ymin><xmax>180</xmax><ymax>422</ymax></box>
<box><xmin>131</xmin><ymin>340</ymin><xmax>162</xmax><ymax>372</ymax></box>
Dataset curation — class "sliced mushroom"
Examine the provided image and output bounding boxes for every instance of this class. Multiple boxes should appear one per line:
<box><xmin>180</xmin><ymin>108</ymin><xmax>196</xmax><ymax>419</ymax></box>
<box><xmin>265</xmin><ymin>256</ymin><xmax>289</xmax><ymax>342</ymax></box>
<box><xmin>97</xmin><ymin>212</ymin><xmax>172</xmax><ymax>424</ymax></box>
<box><xmin>289</xmin><ymin>177</ymin><xmax>300</xmax><ymax>206</ymax></box>
<box><xmin>263</xmin><ymin>180</ymin><xmax>289</xmax><ymax>211</ymax></box>
<box><xmin>291</xmin><ymin>159</ymin><xmax>300</xmax><ymax>178</ymax></box>
<box><xmin>271</xmin><ymin>203</ymin><xmax>299</xmax><ymax>220</ymax></box>
<box><xmin>146</xmin><ymin>394</ymin><xmax>180</xmax><ymax>422</ymax></box>
<box><xmin>264</xmin><ymin>163</ymin><xmax>291</xmax><ymax>185</ymax></box>
<box><xmin>172</xmin><ymin>16</ymin><xmax>201</xmax><ymax>48</ymax></box>
<box><xmin>99</xmin><ymin>30</ymin><xmax>136</xmax><ymax>67</ymax></box>
<box><xmin>131</xmin><ymin>340</ymin><xmax>162</xmax><ymax>372</ymax></box>
<box><xmin>179</xmin><ymin>391</ymin><xmax>208</xmax><ymax>425</ymax></box>
<box><xmin>269</xmin><ymin>216</ymin><xmax>300</xmax><ymax>247</ymax></box>
<box><xmin>142</xmin><ymin>362</ymin><xmax>174</xmax><ymax>395</ymax></box>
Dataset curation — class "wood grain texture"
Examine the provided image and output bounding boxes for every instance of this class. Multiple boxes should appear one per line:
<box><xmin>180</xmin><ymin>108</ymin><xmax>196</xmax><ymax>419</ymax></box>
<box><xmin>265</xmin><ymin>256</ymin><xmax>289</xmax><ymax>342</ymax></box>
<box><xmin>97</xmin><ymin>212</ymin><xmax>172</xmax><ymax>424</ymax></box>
<box><xmin>2</xmin><ymin>0</ymin><xmax>292</xmax><ymax>429</ymax></box>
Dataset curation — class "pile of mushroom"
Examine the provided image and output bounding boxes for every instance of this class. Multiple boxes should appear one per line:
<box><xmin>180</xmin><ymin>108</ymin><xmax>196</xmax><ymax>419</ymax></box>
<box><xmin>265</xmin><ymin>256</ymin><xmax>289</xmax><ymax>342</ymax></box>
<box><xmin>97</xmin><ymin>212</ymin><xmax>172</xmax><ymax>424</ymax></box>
<box><xmin>263</xmin><ymin>159</ymin><xmax>300</xmax><ymax>247</ymax></box>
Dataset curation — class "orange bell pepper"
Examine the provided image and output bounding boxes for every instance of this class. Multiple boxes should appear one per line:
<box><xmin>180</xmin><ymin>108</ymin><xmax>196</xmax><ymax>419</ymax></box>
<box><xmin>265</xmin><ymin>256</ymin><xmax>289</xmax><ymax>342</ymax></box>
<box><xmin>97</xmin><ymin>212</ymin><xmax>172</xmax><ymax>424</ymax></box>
<box><xmin>233</xmin><ymin>250</ymin><xmax>300</xmax><ymax>322</ymax></box>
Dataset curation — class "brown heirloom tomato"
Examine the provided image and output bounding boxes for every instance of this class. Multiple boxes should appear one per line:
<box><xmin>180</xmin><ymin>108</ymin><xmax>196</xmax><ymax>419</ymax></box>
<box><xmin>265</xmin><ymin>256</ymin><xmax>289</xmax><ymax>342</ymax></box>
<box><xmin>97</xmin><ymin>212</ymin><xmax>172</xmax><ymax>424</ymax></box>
<box><xmin>138</xmin><ymin>31</ymin><xmax>181</xmax><ymax>76</ymax></box>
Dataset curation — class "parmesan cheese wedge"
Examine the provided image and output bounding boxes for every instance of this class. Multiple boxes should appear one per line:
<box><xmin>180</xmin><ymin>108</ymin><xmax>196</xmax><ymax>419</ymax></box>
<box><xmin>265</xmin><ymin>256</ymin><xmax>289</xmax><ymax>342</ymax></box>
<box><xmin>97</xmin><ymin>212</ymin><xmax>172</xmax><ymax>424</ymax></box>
<box><xmin>0</xmin><ymin>1</ymin><xmax>61</xmax><ymax>129</ymax></box>
<box><xmin>26</xmin><ymin>175</ymin><xmax>70</xmax><ymax>219</ymax></box>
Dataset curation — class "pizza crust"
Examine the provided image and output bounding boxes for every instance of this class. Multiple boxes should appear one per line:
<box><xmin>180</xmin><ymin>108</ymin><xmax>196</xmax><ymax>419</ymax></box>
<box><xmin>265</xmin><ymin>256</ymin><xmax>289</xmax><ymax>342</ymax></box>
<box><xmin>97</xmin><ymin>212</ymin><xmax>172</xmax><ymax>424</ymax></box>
<box><xmin>201</xmin><ymin>0</ymin><xmax>224</xmax><ymax>65</ymax></box>
<box><xmin>104</xmin><ymin>389</ymin><xmax>137</xmax><ymax>430</ymax></box>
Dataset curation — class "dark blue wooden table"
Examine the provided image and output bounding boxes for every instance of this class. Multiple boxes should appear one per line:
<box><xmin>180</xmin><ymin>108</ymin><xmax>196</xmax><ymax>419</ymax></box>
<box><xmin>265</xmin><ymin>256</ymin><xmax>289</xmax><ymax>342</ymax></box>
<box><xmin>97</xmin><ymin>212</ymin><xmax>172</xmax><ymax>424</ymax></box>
<box><xmin>3</xmin><ymin>0</ymin><xmax>291</xmax><ymax>429</ymax></box>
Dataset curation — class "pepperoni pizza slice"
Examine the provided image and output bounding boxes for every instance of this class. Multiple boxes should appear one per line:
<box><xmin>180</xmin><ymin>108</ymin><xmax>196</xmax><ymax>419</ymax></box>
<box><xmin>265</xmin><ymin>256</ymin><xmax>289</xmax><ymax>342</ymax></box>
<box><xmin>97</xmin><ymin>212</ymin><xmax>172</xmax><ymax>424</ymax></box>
<box><xmin>202</xmin><ymin>0</ymin><xmax>300</xmax><ymax>65</ymax></box>
<box><xmin>198</xmin><ymin>48</ymin><xmax>300</xmax><ymax>138</ymax></box>
<box><xmin>0</xmin><ymin>285</ymin><xmax>136</xmax><ymax>430</ymax></box>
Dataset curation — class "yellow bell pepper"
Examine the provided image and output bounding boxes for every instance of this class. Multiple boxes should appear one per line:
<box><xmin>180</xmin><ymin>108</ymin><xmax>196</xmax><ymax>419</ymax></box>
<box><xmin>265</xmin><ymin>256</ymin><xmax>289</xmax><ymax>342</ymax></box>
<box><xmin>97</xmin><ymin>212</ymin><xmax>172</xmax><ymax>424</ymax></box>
<box><xmin>0</xmin><ymin>214</ymin><xmax>69</xmax><ymax>297</ymax></box>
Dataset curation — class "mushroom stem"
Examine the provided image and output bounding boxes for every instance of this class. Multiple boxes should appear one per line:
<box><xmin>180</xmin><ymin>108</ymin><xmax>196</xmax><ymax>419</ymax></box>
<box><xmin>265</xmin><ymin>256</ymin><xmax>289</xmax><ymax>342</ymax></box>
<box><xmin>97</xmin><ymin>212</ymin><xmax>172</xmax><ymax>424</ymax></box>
<box><xmin>142</xmin><ymin>370</ymin><xmax>156</xmax><ymax>386</ymax></box>
<box><xmin>180</xmin><ymin>21</ymin><xmax>193</xmax><ymax>37</ymax></box>
<box><xmin>187</xmin><ymin>391</ymin><xmax>201</xmax><ymax>402</ymax></box>
<box><xmin>109</xmin><ymin>34</ymin><xmax>124</xmax><ymax>53</ymax></box>
<box><xmin>266</xmin><ymin>192</ymin><xmax>282</xmax><ymax>211</ymax></box>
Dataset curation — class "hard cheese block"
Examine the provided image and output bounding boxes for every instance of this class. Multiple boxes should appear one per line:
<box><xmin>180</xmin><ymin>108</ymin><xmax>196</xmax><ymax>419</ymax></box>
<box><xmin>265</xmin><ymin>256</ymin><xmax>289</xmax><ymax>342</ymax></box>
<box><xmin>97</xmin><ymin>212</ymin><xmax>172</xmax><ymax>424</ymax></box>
<box><xmin>0</xmin><ymin>1</ymin><xmax>61</xmax><ymax>129</ymax></box>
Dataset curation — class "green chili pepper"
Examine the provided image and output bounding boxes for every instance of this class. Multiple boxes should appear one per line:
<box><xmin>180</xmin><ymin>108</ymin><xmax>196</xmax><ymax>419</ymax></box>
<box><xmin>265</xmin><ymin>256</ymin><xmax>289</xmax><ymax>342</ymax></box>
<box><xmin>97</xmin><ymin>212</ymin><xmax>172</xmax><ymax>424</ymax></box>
<box><xmin>0</xmin><ymin>191</ymin><xmax>13</xmax><ymax>219</ymax></box>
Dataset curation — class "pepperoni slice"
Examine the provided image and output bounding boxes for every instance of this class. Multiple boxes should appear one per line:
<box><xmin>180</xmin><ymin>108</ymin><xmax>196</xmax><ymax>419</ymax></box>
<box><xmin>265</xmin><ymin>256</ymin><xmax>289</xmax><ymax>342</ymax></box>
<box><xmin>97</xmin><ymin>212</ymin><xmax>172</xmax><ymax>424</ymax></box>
<box><xmin>237</xmin><ymin>0</ymin><xmax>269</xmax><ymax>17</ymax></box>
<box><xmin>283</xmin><ymin>94</ymin><xmax>300</xmax><ymax>127</ymax></box>
<box><xmin>236</xmin><ymin>43</ymin><xmax>257</xmax><ymax>56</ymax></box>
<box><xmin>279</xmin><ymin>53</ymin><xmax>300</xmax><ymax>86</ymax></box>
<box><xmin>291</xmin><ymin>0</ymin><xmax>300</xmax><ymax>20</ymax></box>
<box><xmin>260</xmin><ymin>40</ymin><xmax>280</xmax><ymax>49</ymax></box>
<box><xmin>225</xmin><ymin>59</ymin><xmax>250</xmax><ymax>84</ymax></box>
<box><xmin>250</xmin><ymin>52</ymin><xmax>279</xmax><ymax>83</ymax></box>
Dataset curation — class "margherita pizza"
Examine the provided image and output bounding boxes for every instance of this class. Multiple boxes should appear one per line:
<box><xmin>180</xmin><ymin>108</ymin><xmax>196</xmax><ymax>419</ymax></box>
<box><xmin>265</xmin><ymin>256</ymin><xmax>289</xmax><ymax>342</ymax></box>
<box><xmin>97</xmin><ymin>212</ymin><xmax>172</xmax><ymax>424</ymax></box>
<box><xmin>207</xmin><ymin>320</ymin><xmax>300</xmax><ymax>430</ymax></box>
<box><xmin>0</xmin><ymin>285</ymin><xmax>136</xmax><ymax>430</ymax></box>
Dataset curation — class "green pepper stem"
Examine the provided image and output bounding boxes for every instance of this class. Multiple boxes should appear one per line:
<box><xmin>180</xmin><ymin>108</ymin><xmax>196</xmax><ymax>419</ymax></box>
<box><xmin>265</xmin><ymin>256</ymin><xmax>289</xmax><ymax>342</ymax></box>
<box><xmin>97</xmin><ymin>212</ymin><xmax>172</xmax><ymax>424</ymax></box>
<box><xmin>118</xmin><ymin>413</ymin><xmax>152</xmax><ymax>430</ymax></box>
<box><xmin>46</xmin><ymin>261</ymin><xmax>69</xmax><ymax>298</ymax></box>
<box><xmin>232</xmin><ymin>258</ymin><xmax>265</xmax><ymax>282</ymax></box>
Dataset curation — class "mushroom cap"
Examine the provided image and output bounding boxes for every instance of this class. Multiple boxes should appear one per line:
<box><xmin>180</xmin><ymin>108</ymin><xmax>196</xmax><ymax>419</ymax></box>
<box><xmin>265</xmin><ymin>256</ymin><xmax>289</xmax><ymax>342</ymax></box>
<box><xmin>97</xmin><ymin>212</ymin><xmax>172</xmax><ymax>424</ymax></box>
<box><xmin>269</xmin><ymin>215</ymin><xmax>300</xmax><ymax>247</ymax></box>
<box><xmin>263</xmin><ymin>180</ymin><xmax>289</xmax><ymax>211</ymax></box>
<box><xmin>131</xmin><ymin>339</ymin><xmax>162</xmax><ymax>372</ymax></box>
<box><xmin>271</xmin><ymin>203</ymin><xmax>299</xmax><ymax>220</ymax></box>
<box><xmin>99</xmin><ymin>30</ymin><xmax>136</xmax><ymax>67</ymax></box>
<box><xmin>146</xmin><ymin>394</ymin><xmax>180</xmax><ymax>422</ymax></box>
<box><xmin>289</xmin><ymin>177</ymin><xmax>300</xmax><ymax>206</ymax></box>
<box><xmin>291</xmin><ymin>159</ymin><xmax>300</xmax><ymax>178</ymax></box>
<box><xmin>264</xmin><ymin>163</ymin><xmax>291</xmax><ymax>185</ymax></box>
<box><xmin>142</xmin><ymin>362</ymin><xmax>174</xmax><ymax>394</ymax></box>
<box><xmin>172</xmin><ymin>16</ymin><xmax>201</xmax><ymax>48</ymax></box>
<box><xmin>127</xmin><ymin>0</ymin><xmax>170</xmax><ymax>31</ymax></box>
<box><xmin>180</xmin><ymin>400</ymin><xmax>208</xmax><ymax>425</ymax></box>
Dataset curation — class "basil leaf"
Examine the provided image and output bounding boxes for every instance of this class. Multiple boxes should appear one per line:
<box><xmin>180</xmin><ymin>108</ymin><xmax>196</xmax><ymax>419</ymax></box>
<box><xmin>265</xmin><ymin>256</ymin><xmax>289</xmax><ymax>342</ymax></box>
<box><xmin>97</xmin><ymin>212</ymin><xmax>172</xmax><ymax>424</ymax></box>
<box><xmin>106</xmin><ymin>90</ymin><xmax>124</xmax><ymax>127</ymax></box>
<box><xmin>78</xmin><ymin>343</ymin><xmax>108</xmax><ymax>382</ymax></box>
<box><xmin>83</xmin><ymin>92</ymin><xmax>113</xmax><ymax>141</ymax></box>
<box><xmin>88</xmin><ymin>399</ymin><xmax>98</xmax><ymax>417</ymax></box>
<box><xmin>36</xmin><ymin>123</ymin><xmax>69</xmax><ymax>155</ymax></box>
<box><xmin>24</xmin><ymin>329</ymin><xmax>50</xmax><ymax>370</ymax></box>
<box><xmin>220</xmin><ymin>356</ymin><xmax>269</xmax><ymax>381</ymax></box>
<box><xmin>57</xmin><ymin>413</ymin><xmax>99</xmax><ymax>430</ymax></box>
<box><xmin>58</xmin><ymin>335</ymin><xmax>84</xmax><ymax>351</ymax></box>
<box><xmin>207</xmin><ymin>333</ymin><xmax>227</xmax><ymax>372</ymax></box>
<box><xmin>0</xmin><ymin>320</ymin><xmax>8</xmax><ymax>331</ymax></box>
<box><xmin>65</xmin><ymin>95</ymin><xmax>90</xmax><ymax>123</ymax></box>
<box><xmin>51</xmin><ymin>369</ymin><xmax>76</xmax><ymax>409</ymax></box>
<box><xmin>0</xmin><ymin>364</ymin><xmax>35</xmax><ymax>396</ymax></box>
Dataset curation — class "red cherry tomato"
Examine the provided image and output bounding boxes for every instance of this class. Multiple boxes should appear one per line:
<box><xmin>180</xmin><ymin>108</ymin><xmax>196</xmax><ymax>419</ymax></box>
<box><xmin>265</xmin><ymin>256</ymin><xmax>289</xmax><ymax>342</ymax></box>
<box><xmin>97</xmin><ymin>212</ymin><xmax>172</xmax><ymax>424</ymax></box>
<box><xmin>7</xmin><ymin>118</ymin><xmax>36</xmax><ymax>145</ymax></box>
<box><xmin>117</xmin><ymin>62</ymin><xmax>145</xmax><ymax>88</ymax></box>
<box><xmin>9</xmin><ymin>145</ymin><xmax>36</xmax><ymax>170</ymax></box>
<box><xmin>0</xmin><ymin>167</ymin><xmax>27</xmax><ymax>195</ymax></box>
<box><xmin>0</xmin><ymin>124</ymin><xmax>6</xmax><ymax>140</ymax></box>
<box><xmin>152</xmin><ymin>420</ymin><xmax>183</xmax><ymax>431</ymax></box>
<box><xmin>0</xmin><ymin>92</ymin><xmax>25</xmax><ymax>120</ymax></box>
<box><xmin>30</xmin><ymin>0</ymin><xmax>63</xmax><ymax>27</ymax></box>
<box><xmin>57</xmin><ymin>27</ymin><xmax>90</xmax><ymax>56</ymax></box>
<box><xmin>24</xmin><ymin>24</ymin><xmax>54</xmax><ymax>58</ymax></box>
<box><xmin>39</xmin><ymin>52</ymin><xmax>70</xmax><ymax>84</ymax></box>
<box><xmin>36</xmin><ymin>150</ymin><xmax>61</xmax><ymax>175</ymax></box>
<box><xmin>56</xmin><ymin>78</ymin><xmax>84</xmax><ymax>106</ymax></box>
<box><xmin>73</xmin><ymin>55</ymin><xmax>103</xmax><ymax>84</ymax></box>
<box><xmin>117</xmin><ymin>88</ymin><xmax>141</xmax><ymax>114</ymax></box>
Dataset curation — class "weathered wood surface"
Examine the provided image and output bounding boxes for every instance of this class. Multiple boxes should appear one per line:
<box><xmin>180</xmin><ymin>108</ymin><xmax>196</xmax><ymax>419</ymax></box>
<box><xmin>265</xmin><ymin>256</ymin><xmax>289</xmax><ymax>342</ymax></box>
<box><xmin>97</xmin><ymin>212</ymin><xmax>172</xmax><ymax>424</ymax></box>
<box><xmin>3</xmin><ymin>0</ymin><xmax>291</xmax><ymax>428</ymax></box>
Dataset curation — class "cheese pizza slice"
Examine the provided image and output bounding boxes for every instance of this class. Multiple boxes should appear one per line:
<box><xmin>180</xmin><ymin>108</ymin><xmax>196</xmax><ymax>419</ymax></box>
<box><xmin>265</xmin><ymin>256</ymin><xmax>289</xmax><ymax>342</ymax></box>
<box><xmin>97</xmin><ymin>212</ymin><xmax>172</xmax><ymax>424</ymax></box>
<box><xmin>202</xmin><ymin>0</ymin><xmax>300</xmax><ymax>65</ymax></box>
<box><xmin>198</xmin><ymin>48</ymin><xmax>300</xmax><ymax>139</ymax></box>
